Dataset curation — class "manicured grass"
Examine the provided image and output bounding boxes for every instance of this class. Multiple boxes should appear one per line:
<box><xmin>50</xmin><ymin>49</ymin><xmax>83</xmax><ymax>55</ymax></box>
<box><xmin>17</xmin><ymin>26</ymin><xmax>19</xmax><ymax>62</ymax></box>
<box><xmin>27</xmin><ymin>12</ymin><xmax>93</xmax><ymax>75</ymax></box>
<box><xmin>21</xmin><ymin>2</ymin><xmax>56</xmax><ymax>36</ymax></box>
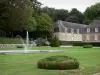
<box><xmin>0</xmin><ymin>46</ymin><xmax>100</xmax><ymax>51</ymax></box>
<box><xmin>0</xmin><ymin>47</ymin><xmax>100</xmax><ymax>75</ymax></box>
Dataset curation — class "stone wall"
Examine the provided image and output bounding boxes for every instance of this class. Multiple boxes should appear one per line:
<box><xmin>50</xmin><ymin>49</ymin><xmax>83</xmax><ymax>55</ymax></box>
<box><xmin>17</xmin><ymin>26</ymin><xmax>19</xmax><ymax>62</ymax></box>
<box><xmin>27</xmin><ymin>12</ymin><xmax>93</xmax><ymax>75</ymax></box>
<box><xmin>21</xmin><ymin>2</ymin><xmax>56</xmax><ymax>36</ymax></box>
<box><xmin>82</xmin><ymin>33</ymin><xmax>100</xmax><ymax>42</ymax></box>
<box><xmin>0</xmin><ymin>44</ymin><xmax>33</xmax><ymax>48</ymax></box>
<box><xmin>55</xmin><ymin>31</ymin><xmax>100</xmax><ymax>42</ymax></box>
<box><xmin>54</xmin><ymin>32</ymin><xmax>82</xmax><ymax>41</ymax></box>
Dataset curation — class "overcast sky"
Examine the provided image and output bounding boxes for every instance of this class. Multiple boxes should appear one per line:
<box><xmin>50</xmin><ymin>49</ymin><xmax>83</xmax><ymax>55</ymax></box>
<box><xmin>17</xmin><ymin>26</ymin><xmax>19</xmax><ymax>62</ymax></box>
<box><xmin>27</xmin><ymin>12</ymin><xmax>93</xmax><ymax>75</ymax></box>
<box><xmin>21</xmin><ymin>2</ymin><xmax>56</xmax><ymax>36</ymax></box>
<box><xmin>38</xmin><ymin>0</ymin><xmax>100</xmax><ymax>12</ymax></box>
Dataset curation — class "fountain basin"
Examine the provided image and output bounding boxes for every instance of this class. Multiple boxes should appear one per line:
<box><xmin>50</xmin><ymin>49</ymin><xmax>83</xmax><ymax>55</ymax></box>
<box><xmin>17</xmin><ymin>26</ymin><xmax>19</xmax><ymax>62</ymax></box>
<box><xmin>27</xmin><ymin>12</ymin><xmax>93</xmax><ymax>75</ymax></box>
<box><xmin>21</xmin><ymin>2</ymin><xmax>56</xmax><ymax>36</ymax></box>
<box><xmin>0</xmin><ymin>50</ymin><xmax>68</xmax><ymax>54</ymax></box>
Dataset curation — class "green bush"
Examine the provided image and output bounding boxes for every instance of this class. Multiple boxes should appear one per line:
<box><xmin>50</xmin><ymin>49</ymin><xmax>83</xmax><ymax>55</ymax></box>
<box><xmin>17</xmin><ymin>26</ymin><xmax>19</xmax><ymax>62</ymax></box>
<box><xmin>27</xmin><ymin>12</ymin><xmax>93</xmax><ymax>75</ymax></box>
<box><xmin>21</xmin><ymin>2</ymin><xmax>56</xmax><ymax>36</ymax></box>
<box><xmin>50</xmin><ymin>36</ymin><xmax>60</xmax><ymax>47</ymax></box>
<box><xmin>83</xmin><ymin>45</ymin><xmax>93</xmax><ymax>48</ymax></box>
<box><xmin>37</xmin><ymin>56</ymin><xmax>79</xmax><ymax>70</ymax></box>
<box><xmin>34</xmin><ymin>38</ymin><xmax>50</xmax><ymax>46</ymax></box>
<box><xmin>17</xmin><ymin>45</ymin><xmax>24</xmax><ymax>48</ymax></box>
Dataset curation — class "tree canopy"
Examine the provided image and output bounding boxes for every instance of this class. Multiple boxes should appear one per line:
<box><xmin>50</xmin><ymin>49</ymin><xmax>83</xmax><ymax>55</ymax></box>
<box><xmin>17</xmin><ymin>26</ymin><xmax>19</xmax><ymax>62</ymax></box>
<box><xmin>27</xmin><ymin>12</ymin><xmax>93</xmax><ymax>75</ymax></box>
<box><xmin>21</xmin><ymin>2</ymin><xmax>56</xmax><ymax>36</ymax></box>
<box><xmin>37</xmin><ymin>13</ymin><xmax>53</xmax><ymax>33</ymax></box>
<box><xmin>0</xmin><ymin>0</ymin><xmax>100</xmax><ymax>38</ymax></box>
<box><xmin>42</xmin><ymin>7</ymin><xmax>69</xmax><ymax>21</ymax></box>
<box><xmin>42</xmin><ymin>7</ymin><xmax>84</xmax><ymax>24</ymax></box>
<box><xmin>84</xmin><ymin>2</ymin><xmax>100</xmax><ymax>24</ymax></box>
<box><xmin>66</xmin><ymin>8</ymin><xmax>84</xmax><ymax>24</ymax></box>
<box><xmin>0</xmin><ymin>0</ymin><xmax>54</xmax><ymax>37</ymax></box>
<box><xmin>0</xmin><ymin>0</ymin><xmax>33</xmax><ymax>33</ymax></box>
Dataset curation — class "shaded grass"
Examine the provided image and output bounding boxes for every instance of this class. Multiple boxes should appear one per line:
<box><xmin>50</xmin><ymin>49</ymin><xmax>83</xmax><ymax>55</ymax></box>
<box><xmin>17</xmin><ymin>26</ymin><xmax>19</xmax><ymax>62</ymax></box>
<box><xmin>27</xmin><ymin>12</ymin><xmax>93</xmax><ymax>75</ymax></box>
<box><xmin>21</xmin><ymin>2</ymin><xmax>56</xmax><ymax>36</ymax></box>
<box><xmin>0</xmin><ymin>47</ymin><xmax>100</xmax><ymax>75</ymax></box>
<box><xmin>0</xmin><ymin>37</ymin><xmax>23</xmax><ymax>44</ymax></box>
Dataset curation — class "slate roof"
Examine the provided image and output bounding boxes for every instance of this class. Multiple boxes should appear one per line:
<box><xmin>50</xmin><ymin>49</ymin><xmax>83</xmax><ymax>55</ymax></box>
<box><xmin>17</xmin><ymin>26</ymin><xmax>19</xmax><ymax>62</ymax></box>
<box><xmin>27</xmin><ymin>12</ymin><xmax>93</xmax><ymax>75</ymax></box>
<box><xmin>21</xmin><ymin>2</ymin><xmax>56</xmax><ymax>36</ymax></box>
<box><xmin>54</xmin><ymin>20</ymin><xmax>100</xmax><ymax>33</ymax></box>
<box><xmin>87</xmin><ymin>20</ymin><xmax>100</xmax><ymax>28</ymax></box>
<box><xmin>54</xmin><ymin>20</ymin><xmax>87</xmax><ymax>29</ymax></box>
<box><xmin>55</xmin><ymin>20</ymin><xmax>100</xmax><ymax>28</ymax></box>
<box><xmin>62</xmin><ymin>21</ymin><xmax>87</xmax><ymax>29</ymax></box>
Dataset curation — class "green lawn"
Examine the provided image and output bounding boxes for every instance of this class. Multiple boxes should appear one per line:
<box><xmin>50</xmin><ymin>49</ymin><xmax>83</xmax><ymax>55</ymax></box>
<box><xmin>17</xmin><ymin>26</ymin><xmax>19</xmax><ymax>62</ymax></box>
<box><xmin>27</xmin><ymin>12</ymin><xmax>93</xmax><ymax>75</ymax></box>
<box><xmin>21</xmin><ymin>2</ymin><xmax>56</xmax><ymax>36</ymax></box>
<box><xmin>0</xmin><ymin>46</ymin><xmax>99</xmax><ymax>50</ymax></box>
<box><xmin>0</xmin><ymin>47</ymin><xmax>100</xmax><ymax>75</ymax></box>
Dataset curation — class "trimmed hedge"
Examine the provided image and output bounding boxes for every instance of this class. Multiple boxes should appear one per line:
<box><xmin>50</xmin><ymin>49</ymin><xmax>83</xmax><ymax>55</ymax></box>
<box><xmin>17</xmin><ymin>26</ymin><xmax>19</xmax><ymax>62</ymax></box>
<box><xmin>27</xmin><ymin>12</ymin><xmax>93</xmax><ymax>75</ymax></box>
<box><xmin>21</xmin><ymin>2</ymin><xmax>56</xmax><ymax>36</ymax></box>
<box><xmin>17</xmin><ymin>45</ymin><xmax>24</xmax><ymax>48</ymax></box>
<box><xmin>50</xmin><ymin>36</ymin><xmax>60</xmax><ymax>47</ymax></box>
<box><xmin>37</xmin><ymin>56</ymin><xmax>79</xmax><ymax>70</ymax></box>
<box><xmin>73</xmin><ymin>42</ymin><xmax>100</xmax><ymax>47</ymax></box>
<box><xmin>83</xmin><ymin>45</ymin><xmax>93</xmax><ymax>48</ymax></box>
<box><xmin>60</xmin><ymin>41</ymin><xmax>100</xmax><ymax>47</ymax></box>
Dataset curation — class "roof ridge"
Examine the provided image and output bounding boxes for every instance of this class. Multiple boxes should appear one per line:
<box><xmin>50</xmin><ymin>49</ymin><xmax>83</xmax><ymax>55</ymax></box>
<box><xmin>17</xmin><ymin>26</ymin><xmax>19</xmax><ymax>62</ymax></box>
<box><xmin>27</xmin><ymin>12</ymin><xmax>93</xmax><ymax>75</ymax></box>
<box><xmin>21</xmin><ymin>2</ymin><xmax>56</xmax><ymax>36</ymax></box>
<box><xmin>62</xmin><ymin>21</ymin><xmax>87</xmax><ymax>27</ymax></box>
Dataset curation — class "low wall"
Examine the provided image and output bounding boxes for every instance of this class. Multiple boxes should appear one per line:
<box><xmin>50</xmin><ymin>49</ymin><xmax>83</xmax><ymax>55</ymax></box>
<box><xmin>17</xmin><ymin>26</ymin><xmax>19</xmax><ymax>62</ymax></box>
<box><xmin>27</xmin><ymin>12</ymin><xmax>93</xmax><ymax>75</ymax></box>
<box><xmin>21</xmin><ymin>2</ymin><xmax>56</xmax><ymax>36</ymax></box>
<box><xmin>0</xmin><ymin>44</ymin><xmax>33</xmax><ymax>48</ymax></box>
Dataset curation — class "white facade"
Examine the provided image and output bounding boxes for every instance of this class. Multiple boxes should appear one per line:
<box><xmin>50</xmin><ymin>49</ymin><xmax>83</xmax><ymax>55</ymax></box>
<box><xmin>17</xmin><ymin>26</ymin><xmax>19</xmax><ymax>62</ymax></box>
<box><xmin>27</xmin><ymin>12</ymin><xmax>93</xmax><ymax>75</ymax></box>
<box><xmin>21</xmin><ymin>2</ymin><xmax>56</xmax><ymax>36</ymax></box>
<box><xmin>54</xmin><ymin>20</ymin><xmax>100</xmax><ymax>42</ymax></box>
<box><xmin>54</xmin><ymin>32</ymin><xmax>82</xmax><ymax>41</ymax></box>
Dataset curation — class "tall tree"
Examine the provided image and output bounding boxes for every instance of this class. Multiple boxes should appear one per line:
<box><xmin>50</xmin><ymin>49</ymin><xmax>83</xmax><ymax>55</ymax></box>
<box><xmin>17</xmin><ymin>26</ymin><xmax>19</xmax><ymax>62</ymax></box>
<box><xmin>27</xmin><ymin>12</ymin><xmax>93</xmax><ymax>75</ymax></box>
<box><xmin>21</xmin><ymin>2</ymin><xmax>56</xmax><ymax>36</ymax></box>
<box><xmin>42</xmin><ymin>7</ymin><xmax>69</xmax><ymax>22</ymax></box>
<box><xmin>42</xmin><ymin>7</ymin><xmax>56</xmax><ymax>21</ymax></box>
<box><xmin>30</xmin><ymin>0</ymin><xmax>42</xmax><ymax>14</ymax></box>
<box><xmin>66</xmin><ymin>15</ymin><xmax>79</xmax><ymax>23</ymax></box>
<box><xmin>66</xmin><ymin>8</ymin><xmax>84</xmax><ymax>24</ymax></box>
<box><xmin>55</xmin><ymin>9</ymin><xmax>69</xmax><ymax>21</ymax></box>
<box><xmin>36</xmin><ymin>13</ymin><xmax>53</xmax><ymax>37</ymax></box>
<box><xmin>84</xmin><ymin>2</ymin><xmax>100</xmax><ymax>24</ymax></box>
<box><xmin>0</xmin><ymin>0</ymin><xmax>33</xmax><ymax>36</ymax></box>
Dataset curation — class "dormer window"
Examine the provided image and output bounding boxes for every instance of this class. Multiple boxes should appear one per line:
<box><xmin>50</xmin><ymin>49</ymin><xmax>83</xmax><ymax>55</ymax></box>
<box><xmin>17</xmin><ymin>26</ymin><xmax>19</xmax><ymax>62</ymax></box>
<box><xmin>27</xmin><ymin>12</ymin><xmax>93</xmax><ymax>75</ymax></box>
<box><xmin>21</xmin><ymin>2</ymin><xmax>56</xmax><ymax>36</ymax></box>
<box><xmin>54</xmin><ymin>28</ymin><xmax>59</xmax><ymax>32</ymax></box>
<box><xmin>95</xmin><ymin>28</ymin><xmax>98</xmax><ymax>32</ymax></box>
<box><xmin>87</xmin><ymin>28</ymin><xmax>90</xmax><ymax>33</ymax></box>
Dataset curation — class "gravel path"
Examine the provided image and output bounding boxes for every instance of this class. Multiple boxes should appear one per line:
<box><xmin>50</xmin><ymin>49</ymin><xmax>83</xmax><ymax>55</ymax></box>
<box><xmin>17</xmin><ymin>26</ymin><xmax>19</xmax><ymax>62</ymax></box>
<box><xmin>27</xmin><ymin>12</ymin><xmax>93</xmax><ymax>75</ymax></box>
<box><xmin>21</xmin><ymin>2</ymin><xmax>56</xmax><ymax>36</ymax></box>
<box><xmin>93</xmin><ymin>73</ymin><xmax>100</xmax><ymax>75</ymax></box>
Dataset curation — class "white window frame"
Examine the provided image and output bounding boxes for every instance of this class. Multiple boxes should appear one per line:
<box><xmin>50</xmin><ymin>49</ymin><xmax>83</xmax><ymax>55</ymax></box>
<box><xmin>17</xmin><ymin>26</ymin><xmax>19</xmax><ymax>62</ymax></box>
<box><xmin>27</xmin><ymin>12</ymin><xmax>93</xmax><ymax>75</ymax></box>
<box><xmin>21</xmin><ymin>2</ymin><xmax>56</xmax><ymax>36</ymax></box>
<box><xmin>65</xmin><ymin>28</ymin><xmax>67</xmax><ymax>33</ymax></box>
<box><xmin>71</xmin><ymin>28</ymin><xmax>74</xmax><ymax>34</ymax></box>
<box><xmin>87</xmin><ymin>35</ymin><xmax>90</xmax><ymax>40</ymax></box>
<box><xmin>94</xmin><ymin>34</ymin><xmax>98</xmax><ymax>40</ymax></box>
<box><xmin>65</xmin><ymin>28</ymin><xmax>67</xmax><ymax>37</ymax></box>
<box><xmin>95</xmin><ymin>28</ymin><xmax>98</xmax><ymax>32</ymax></box>
<box><xmin>87</xmin><ymin>28</ymin><xmax>90</xmax><ymax>33</ymax></box>
<box><xmin>77</xmin><ymin>29</ymin><xmax>79</xmax><ymax>34</ymax></box>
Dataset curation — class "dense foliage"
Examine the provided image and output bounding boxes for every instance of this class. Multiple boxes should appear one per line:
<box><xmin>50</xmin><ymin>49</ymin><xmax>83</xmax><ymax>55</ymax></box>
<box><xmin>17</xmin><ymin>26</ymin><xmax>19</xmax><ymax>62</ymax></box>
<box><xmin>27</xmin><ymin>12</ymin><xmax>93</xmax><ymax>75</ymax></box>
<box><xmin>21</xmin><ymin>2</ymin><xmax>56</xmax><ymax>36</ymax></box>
<box><xmin>0</xmin><ymin>0</ymin><xmax>32</xmax><ymax>36</ymax></box>
<box><xmin>84</xmin><ymin>2</ymin><xmax>100</xmax><ymax>24</ymax></box>
<box><xmin>37</xmin><ymin>13</ymin><xmax>53</xmax><ymax>33</ymax></box>
<box><xmin>0</xmin><ymin>0</ymin><xmax>53</xmax><ymax>38</ymax></box>
<box><xmin>66</xmin><ymin>8</ymin><xmax>84</xmax><ymax>24</ymax></box>
<box><xmin>0</xmin><ymin>0</ymin><xmax>100</xmax><ymax>39</ymax></box>
<box><xmin>42</xmin><ymin>7</ymin><xmax>84</xmax><ymax>23</ymax></box>
<box><xmin>37</xmin><ymin>56</ymin><xmax>79</xmax><ymax>70</ymax></box>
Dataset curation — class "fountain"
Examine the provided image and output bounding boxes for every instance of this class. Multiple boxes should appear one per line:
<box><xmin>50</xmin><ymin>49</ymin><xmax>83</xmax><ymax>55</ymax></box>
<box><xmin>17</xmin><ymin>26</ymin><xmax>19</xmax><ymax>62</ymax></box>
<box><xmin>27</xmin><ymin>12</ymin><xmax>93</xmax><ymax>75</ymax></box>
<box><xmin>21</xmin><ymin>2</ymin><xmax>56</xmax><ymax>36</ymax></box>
<box><xmin>16</xmin><ymin>31</ymin><xmax>30</xmax><ymax>53</ymax></box>
<box><xmin>24</xmin><ymin>31</ymin><xmax>29</xmax><ymax>52</ymax></box>
<box><xmin>0</xmin><ymin>31</ymin><xmax>67</xmax><ymax>54</ymax></box>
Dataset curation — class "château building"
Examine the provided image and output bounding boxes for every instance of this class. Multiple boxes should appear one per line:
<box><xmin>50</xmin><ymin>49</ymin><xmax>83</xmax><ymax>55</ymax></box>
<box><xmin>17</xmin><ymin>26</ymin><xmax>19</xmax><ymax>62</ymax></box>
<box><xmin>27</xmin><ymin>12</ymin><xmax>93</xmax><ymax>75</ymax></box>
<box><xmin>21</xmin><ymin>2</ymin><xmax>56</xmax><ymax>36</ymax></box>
<box><xmin>54</xmin><ymin>20</ymin><xmax>100</xmax><ymax>43</ymax></box>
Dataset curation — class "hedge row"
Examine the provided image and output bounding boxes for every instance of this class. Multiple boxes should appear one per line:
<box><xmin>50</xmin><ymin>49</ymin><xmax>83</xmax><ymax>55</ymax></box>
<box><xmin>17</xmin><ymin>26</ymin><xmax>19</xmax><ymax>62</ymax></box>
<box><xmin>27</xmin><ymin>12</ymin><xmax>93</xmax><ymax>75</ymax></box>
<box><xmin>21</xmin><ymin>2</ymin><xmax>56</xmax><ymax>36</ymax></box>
<box><xmin>60</xmin><ymin>41</ymin><xmax>100</xmax><ymax>47</ymax></box>
<box><xmin>83</xmin><ymin>45</ymin><xmax>93</xmax><ymax>48</ymax></box>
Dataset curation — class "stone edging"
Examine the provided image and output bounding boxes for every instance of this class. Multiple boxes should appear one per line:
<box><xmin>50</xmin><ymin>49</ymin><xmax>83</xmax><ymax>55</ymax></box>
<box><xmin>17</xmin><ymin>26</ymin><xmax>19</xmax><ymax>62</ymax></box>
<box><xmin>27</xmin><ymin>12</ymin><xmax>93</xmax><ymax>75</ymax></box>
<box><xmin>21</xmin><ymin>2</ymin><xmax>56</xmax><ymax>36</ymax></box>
<box><xmin>0</xmin><ymin>44</ymin><xmax>33</xmax><ymax>48</ymax></box>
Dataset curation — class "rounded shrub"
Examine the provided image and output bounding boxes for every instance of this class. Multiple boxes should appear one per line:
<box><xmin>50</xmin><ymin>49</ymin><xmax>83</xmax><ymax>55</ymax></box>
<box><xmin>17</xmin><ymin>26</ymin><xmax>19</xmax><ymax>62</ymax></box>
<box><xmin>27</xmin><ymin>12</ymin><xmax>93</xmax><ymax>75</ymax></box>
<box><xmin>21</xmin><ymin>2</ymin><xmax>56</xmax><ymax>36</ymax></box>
<box><xmin>83</xmin><ymin>45</ymin><xmax>93</xmax><ymax>48</ymax></box>
<box><xmin>37</xmin><ymin>56</ymin><xmax>79</xmax><ymax>70</ymax></box>
<box><xmin>50</xmin><ymin>36</ymin><xmax>60</xmax><ymax>47</ymax></box>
